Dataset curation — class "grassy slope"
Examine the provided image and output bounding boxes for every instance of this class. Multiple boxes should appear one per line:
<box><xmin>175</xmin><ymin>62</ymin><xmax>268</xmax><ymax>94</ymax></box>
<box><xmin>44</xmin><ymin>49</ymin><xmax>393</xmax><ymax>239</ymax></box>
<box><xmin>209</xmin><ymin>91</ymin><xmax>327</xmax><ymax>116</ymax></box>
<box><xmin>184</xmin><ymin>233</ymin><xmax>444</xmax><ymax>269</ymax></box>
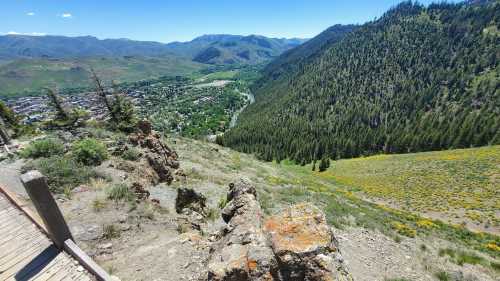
<box><xmin>317</xmin><ymin>146</ymin><xmax>500</xmax><ymax>231</ymax></box>
<box><xmin>172</xmin><ymin>138</ymin><xmax>499</xmax><ymax>262</ymax></box>
<box><xmin>0</xmin><ymin>56</ymin><xmax>204</xmax><ymax>97</ymax></box>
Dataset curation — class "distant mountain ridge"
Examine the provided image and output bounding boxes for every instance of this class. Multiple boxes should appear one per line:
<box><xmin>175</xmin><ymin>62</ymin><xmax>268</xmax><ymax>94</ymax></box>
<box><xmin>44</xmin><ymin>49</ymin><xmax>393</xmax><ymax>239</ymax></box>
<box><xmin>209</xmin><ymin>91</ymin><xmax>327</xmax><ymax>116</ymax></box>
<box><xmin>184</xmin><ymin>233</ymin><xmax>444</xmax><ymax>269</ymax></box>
<box><xmin>0</xmin><ymin>35</ymin><xmax>172</xmax><ymax>60</ymax></box>
<box><xmin>0</xmin><ymin>34</ymin><xmax>307</xmax><ymax>65</ymax></box>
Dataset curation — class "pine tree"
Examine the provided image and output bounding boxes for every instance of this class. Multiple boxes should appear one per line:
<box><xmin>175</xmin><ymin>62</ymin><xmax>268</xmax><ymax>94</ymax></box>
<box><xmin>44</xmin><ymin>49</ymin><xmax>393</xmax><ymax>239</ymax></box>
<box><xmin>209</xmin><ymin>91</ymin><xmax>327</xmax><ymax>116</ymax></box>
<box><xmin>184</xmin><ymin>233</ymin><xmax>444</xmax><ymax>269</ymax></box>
<box><xmin>318</xmin><ymin>158</ymin><xmax>329</xmax><ymax>172</ymax></box>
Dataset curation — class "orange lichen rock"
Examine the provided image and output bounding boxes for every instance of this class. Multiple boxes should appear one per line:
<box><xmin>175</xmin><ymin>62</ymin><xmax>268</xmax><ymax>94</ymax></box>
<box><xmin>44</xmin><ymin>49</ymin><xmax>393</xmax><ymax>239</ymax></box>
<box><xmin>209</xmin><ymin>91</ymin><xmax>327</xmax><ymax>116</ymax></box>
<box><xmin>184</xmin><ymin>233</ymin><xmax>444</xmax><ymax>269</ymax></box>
<box><xmin>265</xmin><ymin>203</ymin><xmax>353</xmax><ymax>281</ymax></box>
<box><xmin>265</xmin><ymin>203</ymin><xmax>333</xmax><ymax>253</ymax></box>
<box><xmin>205</xmin><ymin>180</ymin><xmax>353</xmax><ymax>281</ymax></box>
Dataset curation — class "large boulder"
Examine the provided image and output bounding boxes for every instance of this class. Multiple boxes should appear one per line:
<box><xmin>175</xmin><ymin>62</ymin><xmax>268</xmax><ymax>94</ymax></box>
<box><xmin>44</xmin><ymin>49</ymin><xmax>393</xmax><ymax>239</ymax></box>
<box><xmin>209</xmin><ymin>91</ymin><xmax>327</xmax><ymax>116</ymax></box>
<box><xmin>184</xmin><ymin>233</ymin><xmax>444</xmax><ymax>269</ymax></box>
<box><xmin>175</xmin><ymin>188</ymin><xmax>207</xmax><ymax>215</ymax></box>
<box><xmin>264</xmin><ymin>203</ymin><xmax>353</xmax><ymax>281</ymax></box>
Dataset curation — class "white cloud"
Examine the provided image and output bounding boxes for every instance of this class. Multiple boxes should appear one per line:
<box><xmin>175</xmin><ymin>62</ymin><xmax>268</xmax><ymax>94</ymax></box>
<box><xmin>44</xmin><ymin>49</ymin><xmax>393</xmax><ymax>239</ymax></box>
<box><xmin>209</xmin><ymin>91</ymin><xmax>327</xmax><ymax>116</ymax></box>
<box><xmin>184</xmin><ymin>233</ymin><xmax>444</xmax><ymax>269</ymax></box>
<box><xmin>61</xmin><ymin>13</ymin><xmax>72</xmax><ymax>18</ymax></box>
<box><xmin>6</xmin><ymin>31</ymin><xmax>46</xmax><ymax>36</ymax></box>
<box><xmin>27</xmin><ymin>12</ymin><xmax>35</xmax><ymax>16</ymax></box>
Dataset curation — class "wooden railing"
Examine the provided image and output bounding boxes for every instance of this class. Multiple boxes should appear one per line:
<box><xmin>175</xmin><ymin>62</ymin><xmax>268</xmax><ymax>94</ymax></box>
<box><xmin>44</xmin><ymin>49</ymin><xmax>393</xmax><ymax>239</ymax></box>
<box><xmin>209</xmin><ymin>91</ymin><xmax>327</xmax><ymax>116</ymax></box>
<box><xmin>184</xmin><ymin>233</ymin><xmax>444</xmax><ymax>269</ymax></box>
<box><xmin>18</xmin><ymin>170</ymin><xmax>114</xmax><ymax>281</ymax></box>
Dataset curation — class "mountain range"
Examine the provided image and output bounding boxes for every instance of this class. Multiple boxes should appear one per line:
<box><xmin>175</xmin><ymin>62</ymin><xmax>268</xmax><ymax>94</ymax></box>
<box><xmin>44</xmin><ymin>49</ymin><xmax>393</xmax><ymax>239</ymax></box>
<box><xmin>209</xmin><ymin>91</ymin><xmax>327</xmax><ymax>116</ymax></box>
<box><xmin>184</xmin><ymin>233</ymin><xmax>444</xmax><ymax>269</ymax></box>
<box><xmin>0</xmin><ymin>34</ymin><xmax>306</xmax><ymax>96</ymax></box>
<box><xmin>0</xmin><ymin>34</ymin><xmax>306</xmax><ymax>65</ymax></box>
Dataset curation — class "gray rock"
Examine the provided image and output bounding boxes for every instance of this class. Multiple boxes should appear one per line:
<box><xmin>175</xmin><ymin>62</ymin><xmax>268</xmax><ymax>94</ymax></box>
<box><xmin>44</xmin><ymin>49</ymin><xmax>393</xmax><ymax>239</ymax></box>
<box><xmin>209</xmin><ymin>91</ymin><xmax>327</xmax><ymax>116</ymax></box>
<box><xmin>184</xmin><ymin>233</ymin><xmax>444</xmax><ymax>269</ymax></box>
<box><xmin>206</xmin><ymin>180</ymin><xmax>279</xmax><ymax>281</ymax></box>
<box><xmin>175</xmin><ymin>188</ymin><xmax>207</xmax><ymax>215</ymax></box>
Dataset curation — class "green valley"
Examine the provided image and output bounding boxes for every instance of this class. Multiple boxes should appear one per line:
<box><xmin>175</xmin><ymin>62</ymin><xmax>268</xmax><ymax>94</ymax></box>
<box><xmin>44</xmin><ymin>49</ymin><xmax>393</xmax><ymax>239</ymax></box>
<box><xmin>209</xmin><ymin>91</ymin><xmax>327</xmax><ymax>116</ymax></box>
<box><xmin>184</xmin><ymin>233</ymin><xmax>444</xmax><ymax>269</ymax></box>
<box><xmin>0</xmin><ymin>56</ymin><xmax>204</xmax><ymax>97</ymax></box>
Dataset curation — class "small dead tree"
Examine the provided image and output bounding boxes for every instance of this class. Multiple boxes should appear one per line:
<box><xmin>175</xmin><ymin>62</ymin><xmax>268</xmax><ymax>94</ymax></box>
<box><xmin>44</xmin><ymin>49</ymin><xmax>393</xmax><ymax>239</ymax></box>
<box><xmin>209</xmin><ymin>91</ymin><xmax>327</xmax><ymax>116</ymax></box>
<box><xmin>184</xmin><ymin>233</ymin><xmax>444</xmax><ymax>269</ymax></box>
<box><xmin>90</xmin><ymin>71</ymin><xmax>137</xmax><ymax>132</ymax></box>
<box><xmin>46</xmin><ymin>88</ymin><xmax>70</xmax><ymax>121</ymax></box>
<box><xmin>90</xmin><ymin>68</ymin><xmax>117</xmax><ymax>121</ymax></box>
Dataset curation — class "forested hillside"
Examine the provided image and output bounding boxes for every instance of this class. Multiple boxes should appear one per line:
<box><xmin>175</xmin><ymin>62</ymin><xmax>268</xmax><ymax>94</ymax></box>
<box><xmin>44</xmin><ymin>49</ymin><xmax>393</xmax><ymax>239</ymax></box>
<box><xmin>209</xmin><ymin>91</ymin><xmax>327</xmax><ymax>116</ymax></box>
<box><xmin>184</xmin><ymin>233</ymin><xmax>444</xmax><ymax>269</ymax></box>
<box><xmin>221</xmin><ymin>1</ymin><xmax>500</xmax><ymax>163</ymax></box>
<box><xmin>253</xmin><ymin>24</ymin><xmax>357</xmax><ymax>89</ymax></box>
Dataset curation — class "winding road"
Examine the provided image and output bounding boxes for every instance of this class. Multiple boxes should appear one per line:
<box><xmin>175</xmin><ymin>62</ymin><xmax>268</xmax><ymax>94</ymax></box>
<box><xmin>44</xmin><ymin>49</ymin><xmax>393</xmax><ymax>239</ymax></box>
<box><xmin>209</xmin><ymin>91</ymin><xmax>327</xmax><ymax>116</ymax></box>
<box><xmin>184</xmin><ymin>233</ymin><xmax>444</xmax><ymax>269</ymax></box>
<box><xmin>229</xmin><ymin>89</ymin><xmax>254</xmax><ymax>128</ymax></box>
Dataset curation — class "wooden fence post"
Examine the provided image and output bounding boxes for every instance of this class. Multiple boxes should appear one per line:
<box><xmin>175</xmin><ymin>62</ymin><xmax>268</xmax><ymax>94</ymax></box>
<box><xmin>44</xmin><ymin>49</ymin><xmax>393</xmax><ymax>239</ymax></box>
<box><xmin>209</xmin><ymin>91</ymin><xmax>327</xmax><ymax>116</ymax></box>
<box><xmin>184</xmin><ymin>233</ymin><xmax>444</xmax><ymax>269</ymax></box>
<box><xmin>20</xmin><ymin>170</ymin><xmax>73</xmax><ymax>249</ymax></box>
<box><xmin>0</xmin><ymin>116</ymin><xmax>11</xmax><ymax>145</ymax></box>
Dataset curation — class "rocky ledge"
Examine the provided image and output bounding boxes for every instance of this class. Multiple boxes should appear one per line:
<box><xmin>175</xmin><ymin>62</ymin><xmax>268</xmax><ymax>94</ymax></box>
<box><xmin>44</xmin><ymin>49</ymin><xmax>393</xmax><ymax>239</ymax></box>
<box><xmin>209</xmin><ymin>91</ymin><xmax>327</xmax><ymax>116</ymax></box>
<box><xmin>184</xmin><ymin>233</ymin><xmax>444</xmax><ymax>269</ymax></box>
<box><xmin>204</xmin><ymin>180</ymin><xmax>353</xmax><ymax>281</ymax></box>
<box><xmin>128</xmin><ymin>119</ymin><xmax>180</xmax><ymax>185</ymax></box>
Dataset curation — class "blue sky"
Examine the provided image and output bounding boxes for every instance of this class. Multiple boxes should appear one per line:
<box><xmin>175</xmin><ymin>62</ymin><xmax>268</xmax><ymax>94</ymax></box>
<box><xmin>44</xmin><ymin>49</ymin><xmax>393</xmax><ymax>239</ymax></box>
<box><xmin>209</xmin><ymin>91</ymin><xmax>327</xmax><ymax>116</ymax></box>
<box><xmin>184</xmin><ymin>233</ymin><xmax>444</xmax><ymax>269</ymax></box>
<box><xmin>2</xmin><ymin>0</ymin><xmax>460</xmax><ymax>43</ymax></box>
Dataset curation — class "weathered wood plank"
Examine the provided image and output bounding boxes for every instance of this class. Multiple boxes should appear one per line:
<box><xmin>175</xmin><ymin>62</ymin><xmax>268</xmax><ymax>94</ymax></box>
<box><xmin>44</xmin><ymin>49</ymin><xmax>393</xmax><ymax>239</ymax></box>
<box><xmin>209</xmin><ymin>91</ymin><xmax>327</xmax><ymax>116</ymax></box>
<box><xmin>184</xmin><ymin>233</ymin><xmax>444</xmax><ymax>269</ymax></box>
<box><xmin>1</xmin><ymin>185</ymin><xmax>101</xmax><ymax>281</ymax></box>
<box><xmin>44</xmin><ymin>259</ymin><xmax>75</xmax><ymax>281</ymax></box>
<box><xmin>0</xmin><ymin>207</ymin><xmax>22</xmax><ymax>222</ymax></box>
<box><xmin>0</xmin><ymin>216</ymin><xmax>34</xmax><ymax>233</ymax></box>
<box><xmin>0</xmin><ymin>245</ymin><xmax>58</xmax><ymax>280</ymax></box>
<box><xmin>0</xmin><ymin>185</ymin><xmax>47</xmax><ymax>233</ymax></box>
<box><xmin>0</xmin><ymin>234</ymin><xmax>50</xmax><ymax>262</ymax></box>
<box><xmin>0</xmin><ymin>241</ymin><xmax>52</xmax><ymax>272</ymax></box>
<box><xmin>0</xmin><ymin>227</ymin><xmax>41</xmax><ymax>247</ymax></box>
<box><xmin>8</xmin><ymin>249</ymin><xmax>64</xmax><ymax>281</ymax></box>
<box><xmin>64</xmin><ymin>239</ymin><xmax>113</xmax><ymax>281</ymax></box>
<box><xmin>0</xmin><ymin>227</ymin><xmax>42</xmax><ymax>245</ymax></box>
<box><xmin>25</xmin><ymin>253</ymin><xmax>73</xmax><ymax>281</ymax></box>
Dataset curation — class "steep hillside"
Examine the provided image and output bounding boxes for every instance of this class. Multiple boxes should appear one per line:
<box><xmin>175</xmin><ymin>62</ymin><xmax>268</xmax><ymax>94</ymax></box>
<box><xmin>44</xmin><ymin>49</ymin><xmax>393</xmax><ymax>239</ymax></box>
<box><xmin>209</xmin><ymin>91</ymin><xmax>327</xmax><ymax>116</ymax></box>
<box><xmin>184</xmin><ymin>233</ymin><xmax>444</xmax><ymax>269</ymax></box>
<box><xmin>222</xmin><ymin>1</ymin><xmax>500</xmax><ymax>162</ymax></box>
<box><xmin>253</xmin><ymin>24</ymin><xmax>358</xmax><ymax>89</ymax></box>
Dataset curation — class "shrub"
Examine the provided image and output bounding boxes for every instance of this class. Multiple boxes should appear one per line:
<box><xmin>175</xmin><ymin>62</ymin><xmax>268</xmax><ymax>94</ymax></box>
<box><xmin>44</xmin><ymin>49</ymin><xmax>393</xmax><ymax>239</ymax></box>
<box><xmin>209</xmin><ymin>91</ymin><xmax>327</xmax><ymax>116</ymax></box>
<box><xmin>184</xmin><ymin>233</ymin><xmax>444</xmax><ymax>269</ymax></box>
<box><xmin>491</xmin><ymin>261</ymin><xmax>500</xmax><ymax>271</ymax></box>
<box><xmin>71</xmin><ymin>138</ymin><xmax>108</xmax><ymax>166</ymax></box>
<box><xmin>439</xmin><ymin>248</ymin><xmax>486</xmax><ymax>266</ymax></box>
<box><xmin>106</xmin><ymin>184</ymin><xmax>134</xmax><ymax>201</ymax></box>
<box><xmin>92</xmin><ymin>198</ymin><xmax>107</xmax><ymax>212</ymax></box>
<box><xmin>416</xmin><ymin>219</ymin><xmax>437</xmax><ymax>229</ymax></box>
<box><xmin>24</xmin><ymin>155</ymin><xmax>99</xmax><ymax>193</ymax></box>
<box><xmin>83</xmin><ymin>127</ymin><xmax>114</xmax><ymax>139</ymax></box>
<box><xmin>109</xmin><ymin>94</ymin><xmax>138</xmax><ymax>133</ymax></box>
<box><xmin>435</xmin><ymin>271</ymin><xmax>451</xmax><ymax>281</ymax></box>
<box><xmin>102</xmin><ymin>224</ymin><xmax>120</xmax><ymax>239</ymax></box>
<box><xmin>206</xmin><ymin>208</ymin><xmax>219</xmax><ymax>221</ymax></box>
<box><xmin>218</xmin><ymin>196</ymin><xmax>228</xmax><ymax>209</ymax></box>
<box><xmin>392</xmin><ymin>221</ymin><xmax>416</xmax><ymax>238</ymax></box>
<box><xmin>121</xmin><ymin>147</ymin><xmax>141</xmax><ymax>161</ymax></box>
<box><xmin>20</xmin><ymin>138</ymin><xmax>64</xmax><ymax>159</ymax></box>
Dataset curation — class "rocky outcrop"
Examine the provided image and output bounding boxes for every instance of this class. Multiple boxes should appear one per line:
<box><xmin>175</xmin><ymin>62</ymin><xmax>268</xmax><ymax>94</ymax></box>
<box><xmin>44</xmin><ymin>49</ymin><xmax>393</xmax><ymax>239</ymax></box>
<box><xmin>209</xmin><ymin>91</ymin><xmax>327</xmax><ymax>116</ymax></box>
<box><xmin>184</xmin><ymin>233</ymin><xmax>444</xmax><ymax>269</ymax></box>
<box><xmin>207</xmin><ymin>180</ymin><xmax>279</xmax><ymax>281</ymax></box>
<box><xmin>128</xmin><ymin>120</ymin><xmax>179</xmax><ymax>184</ymax></box>
<box><xmin>176</xmin><ymin>188</ymin><xmax>207</xmax><ymax>215</ymax></box>
<box><xmin>264</xmin><ymin>203</ymin><xmax>353</xmax><ymax>281</ymax></box>
<box><xmin>204</xmin><ymin>180</ymin><xmax>353</xmax><ymax>281</ymax></box>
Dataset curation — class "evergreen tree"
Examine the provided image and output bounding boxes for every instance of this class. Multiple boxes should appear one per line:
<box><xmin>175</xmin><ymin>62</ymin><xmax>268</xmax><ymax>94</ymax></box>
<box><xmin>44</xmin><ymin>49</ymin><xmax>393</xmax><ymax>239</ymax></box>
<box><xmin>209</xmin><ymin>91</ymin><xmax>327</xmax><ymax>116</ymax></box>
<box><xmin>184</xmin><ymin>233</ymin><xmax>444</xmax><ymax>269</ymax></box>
<box><xmin>318</xmin><ymin>158</ymin><xmax>329</xmax><ymax>172</ymax></box>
